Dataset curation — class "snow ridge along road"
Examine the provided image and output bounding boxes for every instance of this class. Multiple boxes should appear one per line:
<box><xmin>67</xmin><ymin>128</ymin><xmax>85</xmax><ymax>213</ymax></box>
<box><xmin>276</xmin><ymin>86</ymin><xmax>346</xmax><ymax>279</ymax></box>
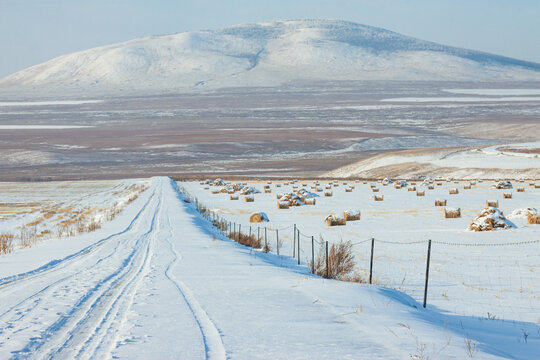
<box><xmin>0</xmin><ymin>177</ymin><xmax>537</xmax><ymax>359</ymax></box>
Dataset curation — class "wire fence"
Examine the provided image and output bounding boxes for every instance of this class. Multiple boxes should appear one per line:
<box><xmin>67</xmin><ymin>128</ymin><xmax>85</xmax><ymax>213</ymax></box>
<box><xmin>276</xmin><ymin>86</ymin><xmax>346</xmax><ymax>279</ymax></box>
<box><xmin>179</xmin><ymin>185</ymin><xmax>540</xmax><ymax>324</ymax></box>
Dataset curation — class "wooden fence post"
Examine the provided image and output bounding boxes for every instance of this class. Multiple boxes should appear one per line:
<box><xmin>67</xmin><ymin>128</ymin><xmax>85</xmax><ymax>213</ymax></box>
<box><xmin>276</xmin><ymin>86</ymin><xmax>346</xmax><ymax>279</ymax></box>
<box><xmin>423</xmin><ymin>240</ymin><xmax>432</xmax><ymax>308</ymax></box>
<box><xmin>293</xmin><ymin>224</ymin><xmax>296</xmax><ymax>257</ymax></box>
<box><xmin>276</xmin><ymin>229</ymin><xmax>280</xmax><ymax>255</ymax></box>
<box><xmin>369</xmin><ymin>238</ymin><xmax>375</xmax><ymax>284</ymax></box>
<box><xmin>311</xmin><ymin>236</ymin><xmax>315</xmax><ymax>274</ymax></box>
<box><xmin>264</xmin><ymin>227</ymin><xmax>268</xmax><ymax>253</ymax></box>
<box><xmin>325</xmin><ymin>241</ymin><xmax>329</xmax><ymax>278</ymax></box>
<box><xmin>297</xmin><ymin>229</ymin><xmax>300</xmax><ymax>265</ymax></box>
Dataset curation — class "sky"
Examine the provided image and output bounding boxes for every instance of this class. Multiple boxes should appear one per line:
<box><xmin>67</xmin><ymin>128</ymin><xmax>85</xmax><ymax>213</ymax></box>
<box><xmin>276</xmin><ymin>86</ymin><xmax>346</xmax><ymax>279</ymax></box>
<box><xmin>0</xmin><ymin>0</ymin><xmax>539</xmax><ymax>78</ymax></box>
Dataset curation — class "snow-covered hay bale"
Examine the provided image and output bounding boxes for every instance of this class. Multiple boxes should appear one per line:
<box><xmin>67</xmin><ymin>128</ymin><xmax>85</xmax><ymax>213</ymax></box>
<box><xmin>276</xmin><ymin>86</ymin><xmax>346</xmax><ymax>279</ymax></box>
<box><xmin>486</xmin><ymin>200</ymin><xmax>499</xmax><ymax>207</ymax></box>
<box><xmin>528</xmin><ymin>213</ymin><xmax>540</xmax><ymax>225</ymax></box>
<box><xmin>508</xmin><ymin>207</ymin><xmax>537</xmax><ymax>219</ymax></box>
<box><xmin>503</xmin><ymin>193</ymin><xmax>513</xmax><ymax>199</ymax></box>
<box><xmin>382</xmin><ymin>178</ymin><xmax>393</xmax><ymax>186</ymax></box>
<box><xmin>435</xmin><ymin>199</ymin><xmax>447</xmax><ymax>206</ymax></box>
<box><xmin>469</xmin><ymin>207</ymin><xmax>513</xmax><ymax>231</ymax></box>
<box><xmin>250</xmin><ymin>212</ymin><xmax>269</xmax><ymax>223</ymax></box>
<box><xmin>373</xmin><ymin>195</ymin><xmax>384</xmax><ymax>201</ymax></box>
<box><xmin>416</xmin><ymin>191</ymin><xmax>425</xmax><ymax>197</ymax></box>
<box><xmin>304</xmin><ymin>198</ymin><xmax>316</xmax><ymax>205</ymax></box>
<box><xmin>244</xmin><ymin>195</ymin><xmax>254</xmax><ymax>202</ymax></box>
<box><xmin>517</xmin><ymin>187</ymin><xmax>525</xmax><ymax>192</ymax></box>
<box><xmin>324</xmin><ymin>191</ymin><xmax>333</xmax><ymax>197</ymax></box>
<box><xmin>230</xmin><ymin>194</ymin><xmax>239</xmax><ymax>200</ymax></box>
<box><xmin>277</xmin><ymin>201</ymin><xmax>290</xmax><ymax>209</ymax></box>
<box><xmin>449</xmin><ymin>188</ymin><xmax>459</xmax><ymax>195</ymax></box>
<box><xmin>343</xmin><ymin>210</ymin><xmax>361</xmax><ymax>221</ymax></box>
<box><xmin>444</xmin><ymin>207</ymin><xmax>461</xmax><ymax>218</ymax></box>
<box><xmin>492</xmin><ymin>180</ymin><xmax>512</xmax><ymax>189</ymax></box>
<box><xmin>324</xmin><ymin>214</ymin><xmax>346</xmax><ymax>226</ymax></box>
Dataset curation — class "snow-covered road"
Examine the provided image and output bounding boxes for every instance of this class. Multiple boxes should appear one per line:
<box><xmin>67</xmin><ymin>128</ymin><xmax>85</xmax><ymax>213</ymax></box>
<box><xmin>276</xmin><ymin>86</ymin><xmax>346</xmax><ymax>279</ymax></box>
<box><xmin>0</xmin><ymin>178</ymin><xmax>536</xmax><ymax>359</ymax></box>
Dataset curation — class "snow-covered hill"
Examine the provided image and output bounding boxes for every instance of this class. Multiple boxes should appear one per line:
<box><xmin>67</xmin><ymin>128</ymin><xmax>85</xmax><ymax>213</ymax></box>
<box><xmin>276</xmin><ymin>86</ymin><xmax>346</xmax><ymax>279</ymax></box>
<box><xmin>2</xmin><ymin>19</ymin><xmax>540</xmax><ymax>94</ymax></box>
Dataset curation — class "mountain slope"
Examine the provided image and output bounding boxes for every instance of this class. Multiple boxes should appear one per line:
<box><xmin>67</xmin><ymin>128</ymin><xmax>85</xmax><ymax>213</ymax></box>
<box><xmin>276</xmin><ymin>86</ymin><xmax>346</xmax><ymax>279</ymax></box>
<box><xmin>2</xmin><ymin>19</ymin><xmax>540</xmax><ymax>94</ymax></box>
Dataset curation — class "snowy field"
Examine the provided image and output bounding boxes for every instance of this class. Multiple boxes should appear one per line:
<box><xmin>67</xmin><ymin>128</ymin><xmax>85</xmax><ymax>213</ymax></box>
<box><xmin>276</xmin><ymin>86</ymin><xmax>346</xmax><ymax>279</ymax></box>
<box><xmin>0</xmin><ymin>177</ymin><xmax>538</xmax><ymax>358</ymax></box>
<box><xmin>0</xmin><ymin>179</ymin><xmax>149</xmax><ymax>252</ymax></box>
<box><xmin>181</xmin><ymin>179</ymin><xmax>540</xmax><ymax>324</ymax></box>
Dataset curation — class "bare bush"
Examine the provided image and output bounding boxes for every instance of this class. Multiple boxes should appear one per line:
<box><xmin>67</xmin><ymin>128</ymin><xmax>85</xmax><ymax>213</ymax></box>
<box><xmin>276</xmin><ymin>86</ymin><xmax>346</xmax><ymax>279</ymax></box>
<box><xmin>0</xmin><ymin>234</ymin><xmax>14</xmax><ymax>254</ymax></box>
<box><xmin>311</xmin><ymin>239</ymin><xmax>357</xmax><ymax>280</ymax></box>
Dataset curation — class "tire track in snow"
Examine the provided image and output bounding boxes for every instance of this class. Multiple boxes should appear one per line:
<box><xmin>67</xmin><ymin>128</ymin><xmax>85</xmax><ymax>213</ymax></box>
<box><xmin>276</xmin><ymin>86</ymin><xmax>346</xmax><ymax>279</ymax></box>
<box><xmin>162</xmin><ymin>182</ymin><xmax>227</xmax><ymax>360</ymax></box>
<box><xmin>0</xmin><ymin>190</ymin><xmax>156</xmax><ymax>328</ymax></box>
<box><xmin>0</xmin><ymin>186</ymin><xmax>161</xmax><ymax>359</ymax></box>
<box><xmin>24</xmin><ymin>191</ymin><xmax>162</xmax><ymax>359</ymax></box>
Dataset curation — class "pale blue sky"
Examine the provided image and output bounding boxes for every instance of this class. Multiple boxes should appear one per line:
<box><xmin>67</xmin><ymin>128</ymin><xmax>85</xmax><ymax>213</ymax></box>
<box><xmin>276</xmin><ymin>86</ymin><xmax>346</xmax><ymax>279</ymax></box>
<box><xmin>1</xmin><ymin>0</ymin><xmax>539</xmax><ymax>78</ymax></box>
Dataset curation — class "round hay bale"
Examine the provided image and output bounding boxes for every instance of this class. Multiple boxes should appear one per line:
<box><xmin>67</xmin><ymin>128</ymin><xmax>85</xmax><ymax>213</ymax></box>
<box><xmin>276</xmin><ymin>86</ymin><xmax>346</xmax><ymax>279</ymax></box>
<box><xmin>250</xmin><ymin>212</ymin><xmax>269</xmax><ymax>223</ymax></box>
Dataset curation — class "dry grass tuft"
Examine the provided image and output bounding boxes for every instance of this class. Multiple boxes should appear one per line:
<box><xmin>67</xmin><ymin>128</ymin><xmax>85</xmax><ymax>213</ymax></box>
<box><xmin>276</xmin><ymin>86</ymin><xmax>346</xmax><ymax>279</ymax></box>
<box><xmin>416</xmin><ymin>191</ymin><xmax>425</xmax><ymax>197</ymax></box>
<box><xmin>486</xmin><ymin>200</ymin><xmax>499</xmax><ymax>207</ymax></box>
<box><xmin>311</xmin><ymin>240</ymin><xmax>357</xmax><ymax>280</ymax></box>
<box><xmin>373</xmin><ymin>195</ymin><xmax>384</xmax><ymax>201</ymax></box>
<box><xmin>449</xmin><ymin>188</ymin><xmax>459</xmax><ymax>195</ymax></box>
<box><xmin>503</xmin><ymin>193</ymin><xmax>512</xmax><ymax>199</ymax></box>
<box><xmin>517</xmin><ymin>187</ymin><xmax>525</xmax><ymax>192</ymax></box>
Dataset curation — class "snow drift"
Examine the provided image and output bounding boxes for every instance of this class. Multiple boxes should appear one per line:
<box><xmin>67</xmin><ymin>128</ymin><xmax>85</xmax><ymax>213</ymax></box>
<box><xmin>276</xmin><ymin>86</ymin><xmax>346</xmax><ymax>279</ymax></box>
<box><xmin>2</xmin><ymin>19</ymin><xmax>540</xmax><ymax>94</ymax></box>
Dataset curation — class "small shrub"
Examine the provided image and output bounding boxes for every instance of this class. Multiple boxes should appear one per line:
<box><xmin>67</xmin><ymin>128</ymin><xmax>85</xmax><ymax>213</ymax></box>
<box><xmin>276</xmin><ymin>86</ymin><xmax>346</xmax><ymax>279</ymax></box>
<box><xmin>0</xmin><ymin>234</ymin><xmax>14</xmax><ymax>255</ymax></box>
<box><xmin>527</xmin><ymin>213</ymin><xmax>540</xmax><ymax>225</ymax></box>
<box><xmin>311</xmin><ymin>239</ymin><xmax>356</xmax><ymax>280</ymax></box>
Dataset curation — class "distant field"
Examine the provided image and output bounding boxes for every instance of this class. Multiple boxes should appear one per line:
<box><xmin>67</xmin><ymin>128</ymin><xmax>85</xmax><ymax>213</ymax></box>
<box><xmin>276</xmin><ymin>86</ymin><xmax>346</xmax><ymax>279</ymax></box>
<box><xmin>1</xmin><ymin>81</ymin><xmax>539</xmax><ymax>180</ymax></box>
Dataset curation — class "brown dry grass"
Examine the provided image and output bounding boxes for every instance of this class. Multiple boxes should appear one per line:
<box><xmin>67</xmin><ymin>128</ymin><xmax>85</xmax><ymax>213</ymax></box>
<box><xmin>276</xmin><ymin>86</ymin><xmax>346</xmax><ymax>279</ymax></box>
<box><xmin>517</xmin><ymin>187</ymin><xmax>525</xmax><ymax>192</ymax></box>
<box><xmin>311</xmin><ymin>240</ymin><xmax>357</xmax><ymax>280</ymax></box>
<box><xmin>374</xmin><ymin>195</ymin><xmax>384</xmax><ymax>201</ymax></box>
<box><xmin>449</xmin><ymin>188</ymin><xmax>459</xmax><ymax>195</ymax></box>
<box><xmin>416</xmin><ymin>191</ymin><xmax>425</xmax><ymax>197</ymax></box>
<box><xmin>0</xmin><ymin>234</ymin><xmax>14</xmax><ymax>254</ymax></box>
<box><xmin>486</xmin><ymin>200</ymin><xmax>499</xmax><ymax>207</ymax></box>
<box><xmin>503</xmin><ymin>193</ymin><xmax>512</xmax><ymax>199</ymax></box>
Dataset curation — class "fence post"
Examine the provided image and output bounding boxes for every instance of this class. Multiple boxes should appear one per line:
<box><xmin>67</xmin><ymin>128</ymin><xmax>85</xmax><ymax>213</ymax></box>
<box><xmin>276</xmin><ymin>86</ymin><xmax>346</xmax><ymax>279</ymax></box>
<box><xmin>325</xmin><ymin>241</ymin><xmax>329</xmax><ymax>278</ymax></box>
<box><xmin>369</xmin><ymin>238</ymin><xmax>375</xmax><ymax>284</ymax></box>
<box><xmin>423</xmin><ymin>240</ymin><xmax>432</xmax><ymax>308</ymax></box>
<box><xmin>276</xmin><ymin>229</ymin><xmax>279</xmax><ymax>255</ymax></box>
<box><xmin>297</xmin><ymin>229</ymin><xmax>300</xmax><ymax>265</ymax></box>
<box><xmin>293</xmin><ymin>224</ymin><xmax>296</xmax><ymax>257</ymax></box>
<box><xmin>311</xmin><ymin>236</ymin><xmax>315</xmax><ymax>274</ymax></box>
<box><xmin>238</xmin><ymin>224</ymin><xmax>241</xmax><ymax>242</ymax></box>
<box><xmin>257</xmin><ymin>227</ymin><xmax>260</xmax><ymax>247</ymax></box>
<box><xmin>264</xmin><ymin>227</ymin><xmax>268</xmax><ymax>253</ymax></box>
<box><xmin>249</xmin><ymin>226</ymin><xmax>252</xmax><ymax>247</ymax></box>
<box><xmin>233</xmin><ymin>222</ymin><xmax>236</xmax><ymax>240</ymax></box>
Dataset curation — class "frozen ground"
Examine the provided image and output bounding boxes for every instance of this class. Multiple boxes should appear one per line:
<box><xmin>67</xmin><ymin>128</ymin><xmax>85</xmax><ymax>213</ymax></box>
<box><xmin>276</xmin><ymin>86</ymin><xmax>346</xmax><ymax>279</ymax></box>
<box><xmin>181</xmin><ymin>178</ymin><xmax>540</xmax><ymax>324</ymax></box>
<box><xmin>0</xmin><ymin>81</ymin><xmax>539</xmax><ymax>180</ymax></box>
<box><xmin>0</xmin><ymin>177</ymin><xmax>538</xmax><ymax>359</ymax></box>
